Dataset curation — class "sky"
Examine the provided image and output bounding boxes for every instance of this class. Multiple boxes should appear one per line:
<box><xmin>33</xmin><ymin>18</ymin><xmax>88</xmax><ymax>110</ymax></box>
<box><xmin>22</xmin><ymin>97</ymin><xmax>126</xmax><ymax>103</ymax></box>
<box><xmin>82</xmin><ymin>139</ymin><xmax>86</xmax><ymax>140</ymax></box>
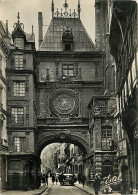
<box><xmin>0</xmin><ymin>0</ymin><xmax>95</xmax><ymax>49</ymax></box>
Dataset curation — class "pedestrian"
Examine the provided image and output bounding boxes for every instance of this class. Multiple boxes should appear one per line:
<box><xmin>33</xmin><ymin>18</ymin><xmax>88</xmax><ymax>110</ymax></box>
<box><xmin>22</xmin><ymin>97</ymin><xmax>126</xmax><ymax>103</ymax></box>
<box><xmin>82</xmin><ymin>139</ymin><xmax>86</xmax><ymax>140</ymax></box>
<box><xmin>45</xmin><ymin>173</ymin><xmax>48</xmax><ymax>186</ymax></box>
<box><xmin>93</xmin><ymin>174</ymin><xmax>101</xmax><ymax>195</ymax></box>
<box><xmin>81</xmin><ymin>174</ymin><xmax>86</xmax><ymax>187</ymax></box>
<box><xmin>37</xmin><ymin>173</ymin><xmax>41</xmax><ymax>189</ymax></box>
<box><xmin>42</xmin><ymin>173</ymin><xmax>46</xmax><ymax>186</ymax></box>
<box><xmin>78</xmin><ymin>173</ymin><xmax>81</xmax><ymax>184</ymax></box>
<box><xmin>56</xmin><ymin>176</ymin><xmax>58</xmax><ymax>185</ymax></box>
<box><xmin>60</xmin><ymin>173</ymin><xmax>64</xmax><ymax>185</ymax></box>
<box><xmin>52</xmin><ymin>174</ymin><xmax>55</xmax><ymax>185</ymax></box>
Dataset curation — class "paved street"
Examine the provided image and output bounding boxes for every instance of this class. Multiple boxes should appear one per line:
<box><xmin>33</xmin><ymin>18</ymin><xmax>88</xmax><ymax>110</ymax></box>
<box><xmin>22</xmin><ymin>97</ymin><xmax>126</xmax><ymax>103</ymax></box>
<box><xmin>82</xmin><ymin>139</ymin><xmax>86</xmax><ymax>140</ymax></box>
<box><xmin>43</xmin><ymin>178</ymin><xmax>89</xmax><ymax>195</ymax></box>
<box><xmin>45</xmin><ymin>184</ymin><xmax>89</xmax><ymax>195</ymax></box>
<box><xmin>1</xmin><ymin>177</ymin><xmax>121</xmax><ymax>195</ymax></box>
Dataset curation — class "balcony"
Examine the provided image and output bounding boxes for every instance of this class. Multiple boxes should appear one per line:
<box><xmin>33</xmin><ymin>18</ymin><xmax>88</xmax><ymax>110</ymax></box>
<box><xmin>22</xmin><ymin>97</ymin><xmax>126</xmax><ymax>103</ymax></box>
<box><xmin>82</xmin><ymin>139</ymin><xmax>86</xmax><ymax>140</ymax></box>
<box><xmin>89</xmin><ymin>96</ymin><xmax>116</xmax><ymax>119</ymax></box>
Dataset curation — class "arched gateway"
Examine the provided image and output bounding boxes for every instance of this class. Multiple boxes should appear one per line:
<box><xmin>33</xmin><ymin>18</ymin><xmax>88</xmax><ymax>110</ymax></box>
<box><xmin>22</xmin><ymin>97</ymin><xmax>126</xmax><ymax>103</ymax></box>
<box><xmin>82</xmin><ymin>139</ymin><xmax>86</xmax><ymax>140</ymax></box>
<box><xmin>37</xmin><ymin>131</ymin><xmax>89</xmax><ymax>155</ymax></box>
<box><xmin>6</xmin><ymin>1</ymin><xmax>106</xmax><ymax>190</ymax></box>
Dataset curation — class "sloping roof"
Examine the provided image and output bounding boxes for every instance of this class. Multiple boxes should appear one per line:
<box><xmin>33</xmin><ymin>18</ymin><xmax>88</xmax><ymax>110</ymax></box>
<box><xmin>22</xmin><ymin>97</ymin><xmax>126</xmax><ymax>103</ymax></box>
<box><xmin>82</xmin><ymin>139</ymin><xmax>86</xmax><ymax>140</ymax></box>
<box><xmin>26</xmin><ymin>33</ymin><xmax>35</xmax><ymax>43</ymax></box>
<box><xmin>39</xmin><ymin>17</ymin><xmax>96</xmax><ymax>51</ymax></box>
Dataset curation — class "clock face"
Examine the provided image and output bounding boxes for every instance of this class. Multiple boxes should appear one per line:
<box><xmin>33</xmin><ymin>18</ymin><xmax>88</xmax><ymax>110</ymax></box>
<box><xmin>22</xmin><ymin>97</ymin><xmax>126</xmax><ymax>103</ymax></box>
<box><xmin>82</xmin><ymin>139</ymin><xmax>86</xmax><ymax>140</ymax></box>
<box><xmin>54</xmin><ymin>94</ymin><xmax>75</xmax><ymax>114</ymax></box>
<box><xmin>49</xmin><ymin>89</ymin><xmax>79</xmax><ymax>116</ymax></box>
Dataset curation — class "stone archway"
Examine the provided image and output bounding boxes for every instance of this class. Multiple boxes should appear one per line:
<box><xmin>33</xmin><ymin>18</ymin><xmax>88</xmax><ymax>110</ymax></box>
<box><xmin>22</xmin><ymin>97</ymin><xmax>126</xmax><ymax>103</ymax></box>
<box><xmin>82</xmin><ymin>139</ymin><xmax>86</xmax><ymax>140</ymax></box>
<box><xmin>37</xmin><ymin>131</ymin><xmax>89</xmax><ymax>156</ymax></box>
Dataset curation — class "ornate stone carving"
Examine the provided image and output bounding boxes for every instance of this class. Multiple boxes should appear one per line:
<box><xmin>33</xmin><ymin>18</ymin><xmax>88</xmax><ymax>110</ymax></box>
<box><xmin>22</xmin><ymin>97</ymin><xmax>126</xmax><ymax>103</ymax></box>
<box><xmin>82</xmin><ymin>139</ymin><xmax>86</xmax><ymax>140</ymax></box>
<box><xmin>37</xmin><ymin>132</ymin><xmax>89</xmax><ymax>155</ymax></box>
<box><xmin>39</xmin><ymin>69</ymin><xmax>46</xmax><ymax>82</ymax></box>
<box><xmin>49</xmin><ymin>89</ymin><xmax>79</xmax><ymax>117</ymax></box>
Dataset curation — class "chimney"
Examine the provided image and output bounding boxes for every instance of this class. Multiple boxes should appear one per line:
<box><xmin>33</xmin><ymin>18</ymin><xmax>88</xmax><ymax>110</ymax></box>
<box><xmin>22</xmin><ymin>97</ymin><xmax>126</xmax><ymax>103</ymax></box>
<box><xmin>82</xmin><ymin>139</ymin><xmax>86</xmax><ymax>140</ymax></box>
<box><xmin>6</xmin><ymin>20</ymin><xmax>8</xmax><ymax>37</ymax></box>
<box><xmin>38</xmin><ymin>12</ymin><xmax>43</xmax><ymax>47</ymax></box>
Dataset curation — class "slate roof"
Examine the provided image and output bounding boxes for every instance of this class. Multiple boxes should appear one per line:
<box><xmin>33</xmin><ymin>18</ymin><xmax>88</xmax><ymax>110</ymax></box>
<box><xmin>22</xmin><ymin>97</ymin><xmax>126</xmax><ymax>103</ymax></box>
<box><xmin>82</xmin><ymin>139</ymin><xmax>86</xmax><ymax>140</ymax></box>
<box><xmin>39</xmin><ymin>17</ymin><xmax>96</xmax><ymax>52</ymax></box>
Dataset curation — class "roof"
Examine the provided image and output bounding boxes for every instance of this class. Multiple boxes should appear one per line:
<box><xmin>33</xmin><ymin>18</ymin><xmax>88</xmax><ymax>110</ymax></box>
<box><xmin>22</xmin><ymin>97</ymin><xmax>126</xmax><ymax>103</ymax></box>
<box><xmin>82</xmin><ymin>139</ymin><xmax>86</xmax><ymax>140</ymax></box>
<box><xmin>39</xmin><ymin>17</ymin><xmax>96</xmax><ymax>52</ymax></box>
<box><xmin>0</xmin><ymin>21</ymin><xmax>11</xmax><ymax>38</ymax></box>
<box><xmin>26</xmin><ymin>33</ymin><xmax>35</xmax><ymax>43</ymax></box>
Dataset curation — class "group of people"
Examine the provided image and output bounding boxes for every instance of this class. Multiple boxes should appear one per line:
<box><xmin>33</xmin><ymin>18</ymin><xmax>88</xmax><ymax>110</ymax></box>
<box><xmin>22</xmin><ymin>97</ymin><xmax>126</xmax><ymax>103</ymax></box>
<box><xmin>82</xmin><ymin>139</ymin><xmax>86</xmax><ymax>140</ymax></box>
<box><xmin>36</xmin><ymin>172</ymin><xmax>48</xmax><ymax>188</ymax></box>
<box><xmin>58</xmin><ymin>173</ymin><xmax>66</xmax><ymax>185</ymax></box>
<box><xmin>38</xmin><ymin>171</ymin><xmax>117</xmax><ymax>195</ymax></box>
<box><xmin>78</xmin><ymin>173</ymin><xmax>86</xmax><ymax>187</ymax></box>
<box><xmin>41</xmin><ymin>173</ymin><xmax>49</xmax><ymax>186</ymax></box>
<box><xmin>51</xmin><ymin>174</ymin><xmax>58</xmax><ymax>185</ymax></box>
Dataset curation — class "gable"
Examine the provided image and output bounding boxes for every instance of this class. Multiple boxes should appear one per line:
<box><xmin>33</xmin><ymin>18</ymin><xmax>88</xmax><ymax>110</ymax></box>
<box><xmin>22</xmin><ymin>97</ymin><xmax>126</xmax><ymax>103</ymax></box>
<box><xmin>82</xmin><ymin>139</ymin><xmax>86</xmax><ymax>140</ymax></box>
<box><xmin>39</xmin><ymin>18</ymin><xmax>96</xmax><ymax>52</ymax></box>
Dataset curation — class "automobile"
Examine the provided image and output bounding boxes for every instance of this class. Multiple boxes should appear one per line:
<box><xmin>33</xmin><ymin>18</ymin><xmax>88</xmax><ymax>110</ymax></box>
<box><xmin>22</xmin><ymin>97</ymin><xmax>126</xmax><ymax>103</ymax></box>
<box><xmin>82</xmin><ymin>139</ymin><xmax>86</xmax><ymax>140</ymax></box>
<box><xmin>55</xmin><ymin>173</ymin><xmax>60</xmax><ymax>177</ymax></box>
<box><xmin>63</xmin><ymin>173</ymin><xmax>77</xmax><ymax>186</ymax></box>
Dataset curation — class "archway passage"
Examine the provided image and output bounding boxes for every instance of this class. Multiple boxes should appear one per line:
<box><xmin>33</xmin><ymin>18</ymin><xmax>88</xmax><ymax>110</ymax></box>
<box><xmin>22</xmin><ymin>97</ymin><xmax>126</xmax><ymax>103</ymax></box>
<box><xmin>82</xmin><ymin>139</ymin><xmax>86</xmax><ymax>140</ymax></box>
<box><xmin>40</xmin><ymin>142</ymin><xmax>84</xmax><ymax>176</ymax></box>
<box><xmin>37</xmin><ymin>132</ymin><xmax>89</xmax><ymax>156</ymax></box>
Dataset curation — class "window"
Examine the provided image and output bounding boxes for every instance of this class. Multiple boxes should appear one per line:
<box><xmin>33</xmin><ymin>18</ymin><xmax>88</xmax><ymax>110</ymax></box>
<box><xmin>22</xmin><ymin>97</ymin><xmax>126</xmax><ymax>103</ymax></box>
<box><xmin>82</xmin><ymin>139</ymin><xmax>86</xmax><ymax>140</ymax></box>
<box><xmin>65</xmin><ymin>43</ymin><xmax>71</xmax><ymax>51</ymax></box>
<box><xmin>14</xmin><ymin>38</ymin><xmax>24</xmax><ymax>49</ymax></box>
<box><xmin>102</xmin><ymin>127</ymin><xmax>112</xmax><ymax>150</ymax></box>
<box><xmin>13</xmin><ymin>137</ymin><xmax>26</xmax><ymax>152</ymax></box>
<box><xmin>15</xmin><ymin>55</ymin><xmax>23</xmax><ymax>70</ymax></box>
<box><xmin>11</xmin><ymin>108</ymin><xmax>24</xmax><ymax>125</ymax></box>
<box><xmin>62</xmin><ymin>64</ymin><xmax>74</xmax><ymax>76</ymax></box>
<box><xmin>13</xmin><ymin>81</ymin><xmax>25</xmax><ymax>96</ymax></box>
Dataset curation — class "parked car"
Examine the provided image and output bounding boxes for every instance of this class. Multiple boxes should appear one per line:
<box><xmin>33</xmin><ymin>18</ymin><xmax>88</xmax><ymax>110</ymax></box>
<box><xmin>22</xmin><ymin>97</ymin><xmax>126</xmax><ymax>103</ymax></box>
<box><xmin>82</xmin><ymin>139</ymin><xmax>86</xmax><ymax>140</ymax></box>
<box><xmin>63</xmin><ymin>173</ymin><xmax>77</xmax><ymax>186</ymax></box>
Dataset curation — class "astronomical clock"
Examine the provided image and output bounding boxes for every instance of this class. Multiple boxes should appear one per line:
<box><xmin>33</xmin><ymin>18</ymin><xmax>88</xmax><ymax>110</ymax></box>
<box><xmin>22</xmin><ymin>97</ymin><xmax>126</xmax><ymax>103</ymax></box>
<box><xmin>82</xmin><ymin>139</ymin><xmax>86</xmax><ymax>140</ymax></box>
<box><xmin>49</xmin><ymin>89</ymin><xmax>80</xmax><ymax>118</ymax></box>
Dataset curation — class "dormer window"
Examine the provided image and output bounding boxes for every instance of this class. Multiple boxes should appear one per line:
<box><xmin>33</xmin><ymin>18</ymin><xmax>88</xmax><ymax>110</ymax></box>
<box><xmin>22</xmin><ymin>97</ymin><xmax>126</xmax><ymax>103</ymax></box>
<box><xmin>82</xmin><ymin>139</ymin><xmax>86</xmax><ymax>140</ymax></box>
<box><xmin>62</xmin><ymin>27</ymin><xmax>73</xmax><ymax>51</ymax></box>
<box><xmin>14</xmin><ymin>38</ymin><xmax>24</xmax><ymax>49</ymax></box>
<box><xmin>65</xmin><ymin>43</ymin><xmax>71</xmax><ymax>51</ymax></box>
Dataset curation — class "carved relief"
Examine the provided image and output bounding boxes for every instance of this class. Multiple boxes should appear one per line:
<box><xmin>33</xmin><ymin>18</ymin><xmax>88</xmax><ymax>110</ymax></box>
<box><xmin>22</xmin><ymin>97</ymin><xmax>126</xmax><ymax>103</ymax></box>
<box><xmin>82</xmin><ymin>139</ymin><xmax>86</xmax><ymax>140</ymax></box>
<box><xmin>94</xmin><ymin>122</ymin><xmax>101</xmax><ymax>150</ymax></box>
<box><xmin>39</xmin><ymin>69</ymin><xmax>46</xmax><ymax>82</ymax></box>
<box><xmin>37</xmin><ymin>132</ymin><xmax>89</xmax><ymax>155</ymax></box>
<box><xmin>49</xmin><ymin>89</ymin><xmax>79</xmax><ymax>117</ymax></box>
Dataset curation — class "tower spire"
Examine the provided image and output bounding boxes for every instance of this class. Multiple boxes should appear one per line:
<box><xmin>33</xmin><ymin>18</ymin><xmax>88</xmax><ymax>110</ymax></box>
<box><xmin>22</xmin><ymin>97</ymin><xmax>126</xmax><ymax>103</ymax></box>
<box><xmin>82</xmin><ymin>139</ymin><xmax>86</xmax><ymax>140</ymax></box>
<box><xmin>13</xmin><ymin>12</ymin><xmax>24</xmax><ymax>30</ymax></box>
<box><xmin>51</xmin><ymin>0</ymin><xmax>54</xmax><ymax>17</ymax></box>
<box><xmin>78</xmin><ymin>0</ymin><xmax>81</xmax><ymax>18</ymax></box>
<box><xmin>63</xmin><ymin>0</ymin><xmax>68</xmax><ymax>12</ymax></box>
<box><xmin>17</xmin><ymin>12</ymin><xmax>20</xmax><ymax>24</ymax></box>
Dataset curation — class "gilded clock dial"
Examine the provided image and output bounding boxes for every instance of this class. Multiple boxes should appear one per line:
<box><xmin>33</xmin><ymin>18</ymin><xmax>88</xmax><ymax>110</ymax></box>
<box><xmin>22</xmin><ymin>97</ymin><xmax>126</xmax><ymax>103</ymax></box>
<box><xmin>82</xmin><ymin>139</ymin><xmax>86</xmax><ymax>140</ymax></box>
<box><xmin>54</xmin><ymin>94</ymin><xmax>75</xmax><ymax>114</ymax></box>
<box><xmin>49</xmin><ymin>89</ymin><xmax>79</xmax><ymax>117</ymax></box>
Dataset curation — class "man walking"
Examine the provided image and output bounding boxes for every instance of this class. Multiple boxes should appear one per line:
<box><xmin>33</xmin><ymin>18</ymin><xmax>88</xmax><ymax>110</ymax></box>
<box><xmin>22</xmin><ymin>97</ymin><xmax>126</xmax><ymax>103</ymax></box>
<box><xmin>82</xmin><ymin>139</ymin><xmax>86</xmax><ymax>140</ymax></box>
<box><xmin>45</xmin><ymin>173</ymin><xmax>48</xmax><ymax>186</ymax></box>
<box><xmin>81</xmin><ymin>174</ymin><xmax>86</xmax><ymax>187</ymax></box>
<box><xmin>78</xmin><ymin>173</ymin><xmax>81</xmax><ymax>184</ymax></box>
<box><xmin>93</xmin><ymin>174</ymin><xmax>101</xmax><ymax>195</ymax></box>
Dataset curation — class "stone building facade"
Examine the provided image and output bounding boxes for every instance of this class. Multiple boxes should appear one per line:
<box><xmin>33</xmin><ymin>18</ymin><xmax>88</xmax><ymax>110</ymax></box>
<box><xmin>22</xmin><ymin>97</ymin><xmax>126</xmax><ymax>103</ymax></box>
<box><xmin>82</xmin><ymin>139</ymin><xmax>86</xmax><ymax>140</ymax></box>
<box><xmin>88</xmin><ymin>96</ymin><xmax>117</xmax><ymax>180</ymax></box>
<box><xmin>110</xmin><ymin>1</ymin><xmax>138</xmax><ymax>194</ymax></box>
<box><xmin>0</xmin><ymin>21</ymin><xmax>10</xmax><ymax>191</ymax></box>
<box><xmin>6</xmin><ymin>14</ymin><xmax>38</xmax><ymax>190</ymax></box>
<box><xmin>3</xmin><ymin>0</ymin><xmax>137</xmax><ymax>193</ymax></box>
<box><xmin>6</xmin><ymin>2</ymin><xmax>106</xmax><ymax>189</ymax></box>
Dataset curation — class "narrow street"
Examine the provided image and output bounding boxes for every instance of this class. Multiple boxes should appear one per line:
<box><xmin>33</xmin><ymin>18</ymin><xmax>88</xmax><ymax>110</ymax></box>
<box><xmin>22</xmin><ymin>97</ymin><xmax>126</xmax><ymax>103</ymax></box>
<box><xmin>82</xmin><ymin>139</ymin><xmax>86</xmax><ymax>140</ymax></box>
<box><xmin>43</xmin><ymin>178</ymin><xmax>89</xmax><ymax>195</ymax></box>
<box><xmin>45</xmin><ymin>185</ymin><xmax>89</xmax><ymax>195</ymax></box>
